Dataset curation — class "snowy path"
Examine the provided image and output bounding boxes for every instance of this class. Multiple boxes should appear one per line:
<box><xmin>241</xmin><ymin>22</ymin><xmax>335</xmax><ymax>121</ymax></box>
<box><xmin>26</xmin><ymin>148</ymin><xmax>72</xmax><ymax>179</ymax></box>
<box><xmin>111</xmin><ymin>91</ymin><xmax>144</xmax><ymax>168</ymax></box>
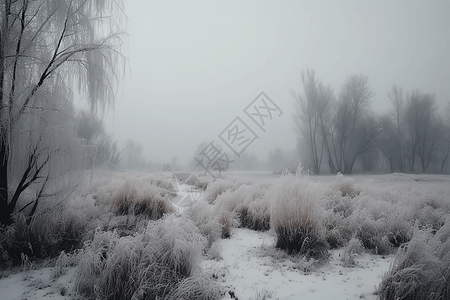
<box><xmin>168</xmin><ymin>177</ymin><xmax>203</xmax><ymax>214</ymax></box>
<box><xmin>201</xmin><ymin>228</ymin><xmax>395</xmax><ymax>300</ymax></box>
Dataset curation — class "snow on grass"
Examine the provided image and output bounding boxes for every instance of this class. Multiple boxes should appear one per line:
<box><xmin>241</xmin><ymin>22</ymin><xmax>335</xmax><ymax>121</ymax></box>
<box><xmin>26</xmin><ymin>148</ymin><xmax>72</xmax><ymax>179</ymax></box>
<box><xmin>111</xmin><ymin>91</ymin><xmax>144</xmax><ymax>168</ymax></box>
<box><xmin>378</xmin><ymin>217</ymin><xmax>450</xmax><ymax>300</ymax></box>
<box><xmin>0</xmin><ymin>170</ymin><xmax>449</xmax><ymax>299</ymax></box>
<box><xmin>269</xmin><ymin>176</ymin><xmax>328</xmax><ymax>259</ymax></box>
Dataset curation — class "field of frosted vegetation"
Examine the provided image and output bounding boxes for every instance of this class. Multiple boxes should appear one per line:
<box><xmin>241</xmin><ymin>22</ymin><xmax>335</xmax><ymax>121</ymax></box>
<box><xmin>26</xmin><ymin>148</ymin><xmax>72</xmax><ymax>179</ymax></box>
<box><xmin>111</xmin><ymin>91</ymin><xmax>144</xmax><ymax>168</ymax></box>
<box><xmin>1</xmin><ymin>170</ymin><xmax>450</xmax><ymax>299</ymax></box>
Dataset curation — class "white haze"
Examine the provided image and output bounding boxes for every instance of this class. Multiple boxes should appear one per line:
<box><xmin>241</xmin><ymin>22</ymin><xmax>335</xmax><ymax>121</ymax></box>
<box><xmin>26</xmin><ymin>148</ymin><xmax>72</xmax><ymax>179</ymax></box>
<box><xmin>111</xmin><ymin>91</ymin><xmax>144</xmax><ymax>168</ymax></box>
<box><xmin>97</xmin><ymin>0</ymin><xmax>450</xmax><ymax>165</ymax></box>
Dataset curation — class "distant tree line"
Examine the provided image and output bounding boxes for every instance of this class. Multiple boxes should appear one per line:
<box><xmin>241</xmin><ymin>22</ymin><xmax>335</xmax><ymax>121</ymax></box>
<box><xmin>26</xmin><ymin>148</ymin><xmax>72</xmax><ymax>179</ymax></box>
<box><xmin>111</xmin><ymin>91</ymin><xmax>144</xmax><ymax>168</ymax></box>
<box><xmin>189</xmin><ymin>141</ymin><xmax>298</xmax><ymax>173</ymax></box>
<box><xmin>293</xmin><ymin>69</ymin><xmax>450</xmax><ymax>174</ymax></box>
<box><xmin>75</xmin><ymin>110</ymin><xmax>125</xmax><ymax>169</ymax></box>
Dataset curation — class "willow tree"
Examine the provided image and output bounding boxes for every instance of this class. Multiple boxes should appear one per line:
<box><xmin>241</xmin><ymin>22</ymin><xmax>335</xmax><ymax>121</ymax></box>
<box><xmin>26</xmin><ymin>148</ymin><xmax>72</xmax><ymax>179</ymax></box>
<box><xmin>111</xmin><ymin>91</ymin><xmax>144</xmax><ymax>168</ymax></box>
<box><xmin>0</xmin><ymin>0</ymin><xmax>125</xmax><ymax>225</ymax></box>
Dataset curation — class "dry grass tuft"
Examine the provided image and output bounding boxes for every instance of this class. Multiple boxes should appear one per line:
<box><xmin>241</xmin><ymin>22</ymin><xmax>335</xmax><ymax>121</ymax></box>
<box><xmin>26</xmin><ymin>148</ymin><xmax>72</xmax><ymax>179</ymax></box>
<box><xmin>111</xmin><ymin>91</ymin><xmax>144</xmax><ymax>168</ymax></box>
<box><xmin>186</xmin><ymin>200</ymin><xmax>222</xmax><ymax>251</ymax></box>
<box><xmin>334</xmin><ymin>177</ymin><xmax>360</xmax><ymax>198</ymax></box>
<box><xmin>75</xmin><ymin>215</ymin><xmax>220</xmax><ymax>300</ymax></box>
<box><xmin>342</xmin><ymin>237</ymin><xmax>364</xmax><ymax>267</ymax></box>
<box><xmin>378</xmin><ymin>217</ymin><xmax>450</xmax><ymax>300</ymax></box>
<box><xmin>218</xmin><ymin>211</ymin><xmax>239</xmax><ymax>239</ymax></box>
<box><xmin>270</xmin><ymin>176</ymin><xmax>329</xmax><ymax>260</ymax></box>
<box><xmin>109</xmin><ymin>178</ymin><xmax>175</xmax><ymax>219</ymax></box>
<box><xmin>203</xmin><ymin>179</ymin><xmax>236</xmax><ymax>204</ymax></box>
<box><xmin>211</xmin><ymin>183</ymin><xmax>271</xmax><ymax>232</ymax></box>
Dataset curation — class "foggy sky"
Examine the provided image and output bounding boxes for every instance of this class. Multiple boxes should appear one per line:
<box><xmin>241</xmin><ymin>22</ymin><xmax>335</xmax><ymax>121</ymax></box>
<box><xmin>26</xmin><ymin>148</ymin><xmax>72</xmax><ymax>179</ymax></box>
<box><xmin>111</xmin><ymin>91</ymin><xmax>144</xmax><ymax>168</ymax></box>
<box><xmin>101</xmin><ymin>0</ymin><xmax>450</xmax><ymax>165</ymax></box>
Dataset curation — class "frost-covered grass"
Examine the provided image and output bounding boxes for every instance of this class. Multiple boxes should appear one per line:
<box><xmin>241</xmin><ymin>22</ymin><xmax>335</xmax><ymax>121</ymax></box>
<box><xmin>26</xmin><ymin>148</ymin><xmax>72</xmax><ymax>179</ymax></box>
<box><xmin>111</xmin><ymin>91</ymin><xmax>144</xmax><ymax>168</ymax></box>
<box><xmin>202</xmin><ymin>176</ymin><xmax>257</xmax><ymax>204</ymax></box>
<box><xmin>198</xmin><ymin>172</ymin><xmax>450</xmax><ymax>262</ymax></box>
<box><xmin>74</xmin><ymin>215</ymin><xmax>221</xmax><ymax>300</ymax></box>
<box><xmin>195</xmin><ymin>177</ymin><xmax>272</xmax><ymax>234</ymax></box>
<box><xmin>320</xmin><ymin>175</ymin><xmax>450</xmax><ymax>255</ymax></box>
<box><xmin>172</xmin><ymin>172</ymin><xmax>211</xmax><ymax>190</ymax></box>
<box><xmin>109</xmin><ymin>178</ymin><xmax>175</xmax><ymax>219</ymax></box>
<box><xmin>0</xmin><ymin>196</ymin><xmax>89</xmax><ymax>266</ymax></box>
<box><xmin>1</xmin><ymin>170</ymin><xmax>449</xmax><ymax>299</ymax></box>
<box><xmin>378</xmin><ymin>217</ymin><xmax>450</xmax><ymax>300</ymax></box>
<box><xmin>0</xmin><ymin>170</ymin><xmax>176</xmax><ymax>267</ymax></box>
<box><xmin>269</xmin><ymin>176</ymin><xmax>329</xmax><ymax>260</ymax></box>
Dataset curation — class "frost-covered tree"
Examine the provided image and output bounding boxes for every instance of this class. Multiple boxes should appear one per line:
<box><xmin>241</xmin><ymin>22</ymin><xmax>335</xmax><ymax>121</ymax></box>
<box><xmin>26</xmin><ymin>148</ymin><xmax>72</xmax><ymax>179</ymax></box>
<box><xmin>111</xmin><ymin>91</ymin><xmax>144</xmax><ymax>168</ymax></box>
<box><xmin>378</xmin><ymin>113</ymin><xmax>401</xmax><ymax>172</ymax></box>
<box><xmin>437</xmin><ymin>102</ymin><xmax>450</xmax><ymax>173</ymax></box>
<box><xmin>0</xmin><ymin>0</ymin><xmax>125</xmax><ymax>225</ymax></box>
<box><xmin>74</xmin><ymin>110</ymin><xmax>123</xmax><ymax>169</ymax></box>
<box><xmin>293</xmin><ymin>73</ymin><xmax>383</xmax><ymax>174</ymax></box>
<box><xmin>293</xmin><ymin>69</ymin><xmax>334</xmax><ymax>174</ymax></box>
<box><xmin>326</xmin><ymin>74</ymin><xmax>382</xmax><ymax>174</ymax></box>
<box><xmin>404</xmin><ymin>91</ymin><xmax>441</xmax><ymax>172</ymax></box>
<box><xmin>379</xmin><ymin>88</ymin><xmax>448</xmax><ymax>173</ymax></box>
<box><xmin>387</xmin><ymin>85</ymin><xmax>406</xmax><ymax>172</ymax></box>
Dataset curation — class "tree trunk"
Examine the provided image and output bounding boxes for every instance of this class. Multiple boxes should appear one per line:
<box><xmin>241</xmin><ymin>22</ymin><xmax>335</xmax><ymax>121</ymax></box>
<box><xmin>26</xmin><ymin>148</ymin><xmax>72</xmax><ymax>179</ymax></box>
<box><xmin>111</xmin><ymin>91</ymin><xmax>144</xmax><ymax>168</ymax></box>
<box><xmin>441</xmin><ymin>142</ymin><xmax>450</xmax><ymax>173</ymax></box>
<box><xmin>0</xmin><ymin>8</ymin><xmax>12</xmax><ymax>225</ymax></box>
<box><xmin>0</xmin><ymin>142</ymin><xmax>12</xmax><ymax>225</ymax></box>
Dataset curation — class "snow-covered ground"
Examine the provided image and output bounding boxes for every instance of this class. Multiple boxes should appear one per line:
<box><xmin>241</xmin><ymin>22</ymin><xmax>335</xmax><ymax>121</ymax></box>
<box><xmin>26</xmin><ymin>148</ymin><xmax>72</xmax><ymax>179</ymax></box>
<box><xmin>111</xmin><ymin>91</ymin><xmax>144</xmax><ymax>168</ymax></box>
<box><xmin>1</xmin><ymin>171</ymin><xmax>448</xmax><ymax>300</ymax></box>
<box><xmin>0</xmin><ymin>266</ymin><xmax>77</xmax><ymax>300</ymax></box>
<box><xmin>0</xmin><ymin>229</ymin><xmax>394</xmax><ymax>300</ymax></box>
<box><xmin>202</xmin><ymin>228</ymin><xmax>394</xmax><ymax>300</ymax></box>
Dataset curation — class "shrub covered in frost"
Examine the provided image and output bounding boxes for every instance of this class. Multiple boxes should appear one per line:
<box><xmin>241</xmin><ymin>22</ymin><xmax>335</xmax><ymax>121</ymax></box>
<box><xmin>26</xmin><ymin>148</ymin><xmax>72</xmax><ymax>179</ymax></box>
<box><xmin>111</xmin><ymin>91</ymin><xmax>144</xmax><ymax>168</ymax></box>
<box><xmin>0</xmin><ymin>195</ymin><xmax>91</xmax><ymax>265</ymax></box>
<box><xmin>270</xmin><ymin>176</ymin><xmax>329</xmax><ymax>260</ymax></box>
<box><xmin>211</xmin><ymin>182</ymin><xmax>271</xmax><ymax>232</ymax></box>
<box><xmin>333</xmin><ymin>177</ymin><xmax>360</xmax><ymax>198</ymax></box>
<box><xmin>341</xmin><ymin>237</ymin><xmax>364</xmax><ymax>267</ymax></box>
<box><xmin>203</xmin><ymin>179</ymin><xmax>237</xmax><ymax>204</ymax></box>
<box><xmin>378</xmin><ymin>217</ymin><xmax>450</xmax><ymax>300</ymax></box>
<box><xmin>217</xmin><ymin>210</ymin><xmax>239</xmax><ymax>239</ymax></box>
<box><xmin>75</xmin><ymin>215</ymin><xmax>221</xmax><ymax>300</ymax></box>
<box><xmin>109</xmin><ymin>178</ymin><xmax>175</xmax><ymax>219</ymax></box>
<box><xmin>203</xmin><ymin>176</ymin><xmax>255</xmax><ymax>204</ymax></box>
<box><xmin>186</xmin><ymin>200</ymin><xmax>222</xmax><ymax>250</ymax></box>
<box><xmin>320</xmin><ymin>178</ymin><xmax>427</xmax><ymax>254</ymax></box>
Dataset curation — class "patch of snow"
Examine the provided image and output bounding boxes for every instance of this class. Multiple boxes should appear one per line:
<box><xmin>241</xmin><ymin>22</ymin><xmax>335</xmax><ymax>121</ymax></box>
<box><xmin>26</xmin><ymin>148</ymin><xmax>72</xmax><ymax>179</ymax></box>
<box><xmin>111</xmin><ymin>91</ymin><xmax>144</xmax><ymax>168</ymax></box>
<box><xmin>201</xmin><ymin>228</ymin><xmax>394</xmax><ymax>300</ymax></box>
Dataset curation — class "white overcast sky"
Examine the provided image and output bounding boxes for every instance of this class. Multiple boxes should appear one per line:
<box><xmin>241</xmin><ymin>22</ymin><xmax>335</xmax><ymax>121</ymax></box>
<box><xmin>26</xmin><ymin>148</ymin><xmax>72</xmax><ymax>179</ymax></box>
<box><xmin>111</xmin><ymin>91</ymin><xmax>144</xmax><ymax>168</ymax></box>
<box><xmin>101</xmin><ymin>0</ymin><xmax>450</xmax><ymax>164</ymax></box>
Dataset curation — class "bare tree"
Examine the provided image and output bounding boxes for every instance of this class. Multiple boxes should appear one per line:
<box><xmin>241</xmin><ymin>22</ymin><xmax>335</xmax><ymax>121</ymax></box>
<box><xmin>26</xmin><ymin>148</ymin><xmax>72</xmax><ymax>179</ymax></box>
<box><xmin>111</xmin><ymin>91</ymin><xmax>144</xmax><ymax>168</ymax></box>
<box><xmin>387</xmin><ymin>85</ymin><xmax>406</xmax><ymax>172</ymax></box>
<box><xmin>0</xmin><ymin>0</ymin><xmax>126</xmax><ymax>225</ymax></box>
<box><xmin>378</xmin><ymin>114</ymin><xmax>400</xmax><ymax>172</ymax></box>
<box><xmin>437</xmin><ymin>102</ymin><xmax>450</xmax><ymax>173</ymax></box>
<box><xmin>327</xmin><ymin>74</ymin><xmax>379</xmax><ymax>174</ymax></box>
<box><xmin>293</xmin><ymin>69</ymin><xmax>333</xmax><ymax>174</ymax></box>
<box><xmin>404</xmin><ymin>91</ymin><xmax>441</xmax><ymax>172</ymax></box>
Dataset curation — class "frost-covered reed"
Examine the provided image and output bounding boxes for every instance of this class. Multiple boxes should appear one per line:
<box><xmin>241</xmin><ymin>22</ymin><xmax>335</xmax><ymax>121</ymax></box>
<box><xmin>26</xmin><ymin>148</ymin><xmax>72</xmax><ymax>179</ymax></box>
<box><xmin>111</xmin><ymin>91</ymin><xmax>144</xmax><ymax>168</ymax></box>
<box><xmin>269</xmin><ymin>176</ymin><xmax>329</xmax><ymax>260</ymax></box>
<box><xmin>378</xmin><ymin>217</ymin><xmax>450</xmax><ymax>300</ymax></box>
<box><xmin>75</xmin><ymin>215</ymin><xmax>221</xmax><ymax>300</ymax></box>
